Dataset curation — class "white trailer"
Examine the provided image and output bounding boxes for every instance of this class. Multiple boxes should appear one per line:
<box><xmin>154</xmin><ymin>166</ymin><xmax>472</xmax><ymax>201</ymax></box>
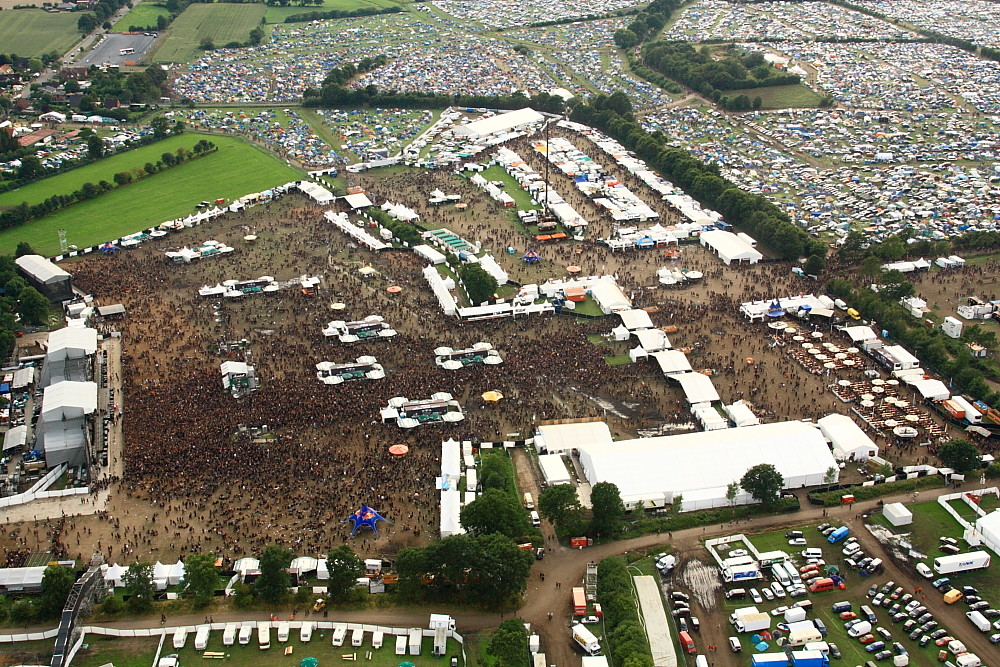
<box><xmin>933</xmin><ymin>551</ymin><xmax>991</xmax><ymax>574</ymax></box>
<box><xmin>572</xmin><ymin>624</ymin><xmax>601</xmax><ymax>655</ymax></box>
<box><xmin>408</xmin><ymin>627</ymin><xmax>423</xmax><ymax>655</ymax></box>
<box><xmin>172</xmin><ymin>629</ymin><xmax>188</xmax><ymax>650</ymax></box>
<box><xmin>222</xmin><ymin>623</ymin><xmax>237</xmax><ymax>646</ymax></box>
<box><xmin>433</xmin><ymin>626</ymin><xmax>448</xmax><ymax>656</ymax></box>
<box><xmin>332</xmin><ymin>623</ymin><xmax>347</xmax><ymax>646</ymax></box>
<box><xmin>352</xmin><ymin>627</ymin><xmax>365</xmax><ymax>647</ymax></box>
<box><xmin>238</xmin><ymin>624</ymin><xmax>252</xmax><ymax>645</ymax></box>
<box><xmin>194</xmin><ymin>625</ymin><xmax>210</xmax><ymax>651</ymax></box>
<box><xmin>277</xmin><ymin>621</ymin><xmax>289</xmax><ymax>643</ymax></box>
<box><xmin>257</xmin><ymin>621</ymin><xmax>271</xmax><ymax>650</ymax></box>
<box><xmin>300</xmin><ymin>621</ymin><xmax>313</xmax><ymax>642</ymax></box>
<box><xmin>372</xmin><ymin>630</ymin><xmax>384</xmax><ymax>649</ymax></box>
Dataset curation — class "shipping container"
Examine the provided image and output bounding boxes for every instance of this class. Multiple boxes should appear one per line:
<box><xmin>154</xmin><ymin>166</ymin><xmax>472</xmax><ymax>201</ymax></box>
<box><xmin>572</xmin><ymin>587</ymin><xmax>587</xmax><ymax>615</ymax></box>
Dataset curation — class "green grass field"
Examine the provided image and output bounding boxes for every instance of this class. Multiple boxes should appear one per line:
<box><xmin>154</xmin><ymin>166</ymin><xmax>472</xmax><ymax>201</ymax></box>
<box><xmin>724</xmin><ymin>84</ymin><xmax>824</xmax><ymax>110</ymax></box>
<box><xmin>112</xmin><ymin>0</ymin><xmax>171</xmax><ymax>32</ymax></box>
<box><xmin>71</xmin><ymin>635</ymin><xmax>159</xmax><ymax>667</ymax></box>
<box><xmin>0</xmin><ymin>9</ymin><xmax>80</xmax><ymax>58</ymax></box>
<box><xmin>0</xmin><ymin>638</ymin><xmax>53</xmax><ymax>664</ymax></box>
<box><xmin>0</xmin><ymin>134</ymin><xmax>217</xmax><ymax>210</ymax></box>
<box><xmin>153</xmin><ymin>3</ymin><xmax>267</xmax><ymax>63</ymax></box>
<box><xmin>263</xmin><ymin>0</ymin><xmax>404</xmax><ymax>24</ymax></box>
<box><xmin>0</xmin><ymin>134</ymin><xmax>302</xmax><ymax>256</ymax></box>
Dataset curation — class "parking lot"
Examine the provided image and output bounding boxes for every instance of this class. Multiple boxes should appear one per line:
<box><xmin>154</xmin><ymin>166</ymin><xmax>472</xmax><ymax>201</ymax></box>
<box><xmin>647</xmin><ymin>516</ymin><xmax>999</xmax><ymax>666</ymax></box>
<box><xmin>73</xmin><ymin>32</ymin><xmax>157</xmax><ymax>68</ymax></box>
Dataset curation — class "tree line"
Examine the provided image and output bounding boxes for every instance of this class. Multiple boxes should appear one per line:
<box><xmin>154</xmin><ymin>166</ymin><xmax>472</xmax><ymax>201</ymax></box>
<box><xmin>0</xmin><ymin>138</ymin><xmax>215</xmax><ymax>233</ymax></box>
<box><xmin>282</xmin><ymin>5</ymin><xmax>402</xmax><ymax>23</ymax></box>
<box><xmin>825</xmin><ymin>276</ymin><xmax>1000</xmax><ymax>407</ymax></box>
<box><xmin>0</xmin><ymin>246</ymin><xmax>53</xmax><ymax>360</ymax></box>
<box><xmin>643</xmin><ymin>41</ymin><xmax>801</xmax><ymax>91</ymax></box>
<box><xmin>76</xmin><ymin>0</ymin><xmax>129</xmax><ymax>33</ymax></box>
<box><xmin>597</xmin><ymin>556</ymin><xmax>654</xmax><ymax>667</ymax></box>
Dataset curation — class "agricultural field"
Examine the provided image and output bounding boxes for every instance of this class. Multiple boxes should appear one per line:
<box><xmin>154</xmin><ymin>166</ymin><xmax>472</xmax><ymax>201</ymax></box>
<box><xmin>0</xmin><ymin>134</ymin><xmax>303</xmax><ymax>256</ymax></box>
<box><xmin>152</xmin><ymin>2</ymin><xmax>267</xmax><ymax>63</ymax></box>
<box><xmin>263</xmin><ymin>0</ymin><xmax>405</xmax><ymax>24</ymax></box>
<box><xmin>111</xmin><ymin>0</ymin><xmax>171</xmax><ymax>32</ymax></box>
<box><xmin>0</xmin><ymin>9</ymin><xmax>80</xmax><ymax>58</ymax></box>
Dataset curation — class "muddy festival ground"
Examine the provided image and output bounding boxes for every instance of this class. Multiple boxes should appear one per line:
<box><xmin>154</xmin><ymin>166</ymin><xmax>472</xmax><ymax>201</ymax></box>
<box><xmin>0</xmin><ymin>129</ymin><xmax>985</xmax><ymax>571</ymax></box>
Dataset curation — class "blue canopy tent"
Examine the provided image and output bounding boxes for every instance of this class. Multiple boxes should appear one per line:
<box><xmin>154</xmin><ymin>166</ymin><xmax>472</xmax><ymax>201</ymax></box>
<box><xmin>342</xmin><ymin>505</ymin><xmax>392</xmax><ymax>537</ymax></box>
<box><xmin>522</xmin><ymin>250</ymin><xmax>541</xmax><ymax>265</ymax></box>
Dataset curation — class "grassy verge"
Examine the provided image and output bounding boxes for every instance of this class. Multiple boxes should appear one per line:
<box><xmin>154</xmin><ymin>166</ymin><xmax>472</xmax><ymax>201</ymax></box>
<box><xmin>627</xmin><ymin>497</ymin><xmax>799</xmax><ymax>536</ymax></box>
<box><xmin>808</xmin><ymin>475</ymin><xmax>945</xmax><ymax>506</ymax></box>
<box><xmin>0</xmin><ymin>135</ymin><xmax>302</xmax><ymax>256</ymax></box>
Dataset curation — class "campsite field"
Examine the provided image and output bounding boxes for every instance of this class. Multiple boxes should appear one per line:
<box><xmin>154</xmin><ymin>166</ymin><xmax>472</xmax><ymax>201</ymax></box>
<box><xmin>0</xmin><ymin>135</ymin><xmax>302</xmax><ymax>256</ymax></box>
<box><xmin>262</xmin><ymin>0</ymin><xmax>405</xmax><ymax>24</ymax></box>
<box><xmin>152</xmin><ymin>3</ymin><xmax>268</xmax><ymax>63</ymax></box>
<box><xmin>0</xmin><ymin>9</ymin><xmax>80</xmax><ymax>58</ymax></box>
<box><xmin>111</xmin><ymin>0</ymin><xmax>171</xmax><ymax>32</ymax></box>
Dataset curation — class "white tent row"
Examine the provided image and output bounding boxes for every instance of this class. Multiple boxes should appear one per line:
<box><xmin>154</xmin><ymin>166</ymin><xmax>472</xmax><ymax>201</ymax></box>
<box><xmin>651</xmin><ymin>349</ymin><xmax>693</xmax><ymax>375</ymax></box>
<box><xmin>693</xmin><ymin>405</ymin><xmax>729</xmax><ymax>431</ymax></box>
<box><xmin>381</xmin><ymin>201</ymin><xmax>420</xmax><ymax>222</ymax></box>
<box><xmin>451</xmin><ymin>107</ymin><xmax>544</xmax><ymax>141</ymax></box>
<box><xmin>440</xmin><ymin>489</ymin><xmax>464</xmax><ymax>537</ymax></box>
<box><xmin>664</xmin><ymin>194</ymin><xmax>721</xmax><ymax>226</ymax></box>
<box><xmin>740</xmin><ymin>294</ymin><xmax>830</xmax><ymax>320</ymax></box>
<box><xmin>324</xmin><ymin>211</ymin><xmax>390</xmax><ymax>251</ymax></box>
<box><xmin>633</xmin><ymin>328</ymin><xmax>670</xmax><ymax>354</ymax></box>
<box><xmin>618</xmin><ymin>309</ymin><xmax>654</xmax><ymax>331</ymax></box>
<box><xmin>882</xmin><ymin>258</ymin><xmax>932</xmax><ymax>273</ymax></box>
<box><xmin>724</xmin><ymin>400</ymin><xmax>760</xmax><ymax>427</ymax></box>
<box><xmin>422</xmin><ymin>266</ymin><xmax>458</xmax><ymax>317</ymax></box>
<box><xmin>441</xmin><ymin>438</ymin><xmax>461</xmax><ymax>487</ymax></box>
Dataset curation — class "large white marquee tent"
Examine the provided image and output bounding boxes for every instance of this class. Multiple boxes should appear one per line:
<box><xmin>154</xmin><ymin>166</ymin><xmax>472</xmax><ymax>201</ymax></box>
<box><xmin>818</xmin><ymin>414</ymin><xmax>879</xmax><ymax>461</ymax></box>
<box><xmin>576</xmin><ymin>421</ymin><xmax>838</xmax><ymax>510</ymax></box>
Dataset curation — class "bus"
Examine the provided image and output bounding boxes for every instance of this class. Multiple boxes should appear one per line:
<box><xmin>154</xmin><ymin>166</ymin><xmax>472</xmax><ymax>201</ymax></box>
<box><xmin>119</xmin><ymin>47</ymin><xmax>135</xmax><ymax>56</ymax></box>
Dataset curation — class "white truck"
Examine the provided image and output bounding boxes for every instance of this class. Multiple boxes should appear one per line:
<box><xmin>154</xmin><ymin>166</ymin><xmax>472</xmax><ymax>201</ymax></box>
<box><xmin>572</xmin><ymin>623</ymin><xmax>601</xmax><ymax>655</ymax></box>
<box><xmin>730</xmin><ymin>607</ymin><xmax>770</xmax><ymax>633</ymax></box>
<box><xmin>967</xmin><ymin>610</ymin><xmax>990</xmax><ymax>632</ymax></box>
<box><xmin>933</xmin><ymin>551</ymin><xmax>991</xmax><ymax>575</ymax></box>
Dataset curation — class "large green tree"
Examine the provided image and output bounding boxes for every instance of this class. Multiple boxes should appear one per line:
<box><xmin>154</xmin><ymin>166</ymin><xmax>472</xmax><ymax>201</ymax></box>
<box><xmin>255</xmin><ymin>545</ymin><xmax>292</xmax><ymax>604</ymax></box>
<box><xmin>460</xmin><ymin>488</ymin><xmax>528</xmax><ymax>538</ymax></box>
<box><xmin>470</xmin><ymin>533</ymin><xmax>534</xmax><ymax>607</ymax></box>
<box><xmin>487</xmin><ymin>617</ymin><xmax>530</xmax><ymax>667</ymax></box>
<box><xmin>183</xmin><ymin>553</ymin><xmax>217</xmax><ymax>607</ymax></box>
<box><xmin>326</xmin><ymin>545</ymin><xmax>363</xmax><ymax>601</ymax></box>
<box><xmin>589</xmin><ymin>481</ymin><xmax>625</xmax><ymax>538</ymax></box>
<box><xmin>741</xmin><ymin>463</ymin><xmax>784</xmax><ymax>505</ymax></box>
<box><xmin>538</xmin><ymin>484</ymin><xmax>583</xmax><ymax>535</ymax></box>
<box><xmin>122</xmin><ymin>563</ymin><xmax>155</xmax><ymax>613</ymax></box>
<box><xmin>18</xmin><ymin>286</ymin><xmax>50</xmax><ymax>326</ymax></box>
<box><xmin>38</xmin><ymin>565</ymin><xmax>75</xmax><ymax>619</ymax></box>
<box><xmin>938</xmin><ymin>439</ymin><xmax>981</xmax><ymax>473</ymax></box>
<box><xmin>459</xmin><ymin>263</ymin><xmax>499</xmax><ymax>305</ymax></box>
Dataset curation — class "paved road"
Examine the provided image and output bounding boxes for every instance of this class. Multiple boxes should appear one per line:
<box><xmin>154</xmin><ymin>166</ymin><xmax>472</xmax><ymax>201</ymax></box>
<box><xmin>13</xmin><ymin>484</ymin><xmax>972</xmax><ymax>667</ymax></box>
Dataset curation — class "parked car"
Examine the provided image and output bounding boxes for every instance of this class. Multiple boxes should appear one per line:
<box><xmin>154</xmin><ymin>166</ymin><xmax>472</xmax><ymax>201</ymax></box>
<box><xmin>789</xmin><ymin>538</ymin><xmax>807</xmax><ymax>546</ymax></box>
<box><xmin>786</xmin><ymin>531</ymin><xmax>804</xmax><ymax>539</ymax></box>
<box><xmin>749</xmin><ymin>588</ymin><xmax>763</xmax><ymax>604</ymax></box>
<box><xmin>770</xmin><ymin>582</ymin><xmax>786</xmax><ymax>598</ymax></box>
<box><xmin>873</xmin><ymin>650</ymin><xmax>892</xmax><ymax>661</ymax></box>
<box><xmin>865</xmin><ymin>641</ymin><xmax>886</xmax><ymax>653</ymax></box>
<box><xmin>761</xmin><ymin>587</ymin><xmax>775</xmax><ymax>601</ymax></box>
<box><xmin>859</xmin><ymin>634</ymin><xmax>878</xmax><ymax>644</ymax></box>
<box><xmin>581</xmin><ymin>616</ymin><xmax>600</xmax><ymax>625</ymax></box>
<box><xmin>828</xmin><ymin>642</ymin><xmax>842</xmax><ymax>659</ymax></box>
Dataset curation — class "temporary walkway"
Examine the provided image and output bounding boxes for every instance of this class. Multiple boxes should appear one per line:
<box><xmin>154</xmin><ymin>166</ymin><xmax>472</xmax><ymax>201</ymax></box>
<box><xmin>633</xmin><ymin>575</ymin><xmax>677</xmax><ymax>667</ymax></box>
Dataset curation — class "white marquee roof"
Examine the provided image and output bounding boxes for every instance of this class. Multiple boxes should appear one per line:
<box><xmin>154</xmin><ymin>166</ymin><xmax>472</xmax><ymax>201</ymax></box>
<box><xmin>453</xmin><ymin>107</ymin><xmax>544</xmax><ymax>139</ymax></box>
<box><xmin>618</xmin><ymin>309</ymin><xmax>654</xmax><ymax>331</ymax></box>
<box><xmin>46</xmin><ymin>327</ymin><xmax>98</xmax><ymax>361</ymax></box>
<box><xmin>41</xmin><ymin>380</ymin><xmax>97</xmax><ymax>422</ymax></box>
<box><xmin>578</xmin><ymin>421</ymin><xmax>838</xmax><ymax>506</ymax></box>
<box><xmin>700</xmin><ymin>230</ymin><xmax>763</xmax><ymax>264</ymax></box>
<box><xmin>652</xmin><ymin>349</ymin><xmax>693</xmax><ymax>375</ymax></box>
<box><xmin>538</xmin><ymin>453</ymin><xmax>572</xmax><ymax>485</ymax></box>
<box><xmin>818</xmin><ymin>414</ymin><xmax>879</xmax><ymax>460</ymax></box>
<box><xmin>15</xmin><ymin>254</ymin><xmax>70</xmax><ymax>284</ymax></box>
<box><xmin>671</xmin><ymin>372</ymin><xmax>721</xmax><ymax>405</ymax></box>
<box><xmin>536</xmin><ymin>421</ymin><xmax>613</xmax><ymax>453</ymax></box>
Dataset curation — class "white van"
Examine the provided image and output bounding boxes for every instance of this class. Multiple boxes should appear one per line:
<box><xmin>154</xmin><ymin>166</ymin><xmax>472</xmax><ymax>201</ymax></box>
<box><xmin>300</xmin><ymin>621</ymin><xmax>313</xmax><ymax>642</ymax></box>
<box><xmin>257</xmin><ymin>621</ymin><xmax>271</xmax><ymax>650</ymax></box>
<box><xmin>222</xmin><ymin>624</ymin><xmax>237</xmax><ymax>646</ymax></box>
<box><xmin>916</xmin><ymin>562</ymin><xmax>933</xmax><ymax>578</ymax></box>
<box><xmin>332</xmin><ymin>623</ymin><xmax>348</xmax><ymax>647</ymax></box>
<box><xmin>695</xmin><ymin>656</ymin><xmax>709</xmax><ymax>667</ymax></box>
<box><xmin>530</xmin><ymin>510</ymin><xmax>541</xmax><ymax>526</ymax></box>
<box><xmin>802</xmin><ymin>548</ymin><xmax>824</xmax><ymax>560</ymax></box>
<box><xmin>238</xmin><ymin>624</ymin><xmax>252</xmax><ymax>645</ymax></box>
